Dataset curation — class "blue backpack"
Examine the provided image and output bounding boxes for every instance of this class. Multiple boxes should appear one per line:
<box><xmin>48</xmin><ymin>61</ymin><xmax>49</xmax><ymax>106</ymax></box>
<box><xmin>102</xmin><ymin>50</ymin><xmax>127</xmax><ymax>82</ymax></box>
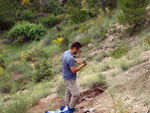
<box><xmin>45</xmin><ymin>106</ymin><xmax>71</xmax><ymax>113</ymax></box>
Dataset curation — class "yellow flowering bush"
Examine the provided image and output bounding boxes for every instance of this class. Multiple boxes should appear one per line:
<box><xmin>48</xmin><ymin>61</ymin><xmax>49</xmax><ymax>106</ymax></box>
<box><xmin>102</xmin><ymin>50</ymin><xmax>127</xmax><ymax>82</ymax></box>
<box><xmin>97</xmin><ymin>8</ymin><xmax>105</xmax><ymax>26</ymax></box>
<box><xmin>39</xmin><ymin>43</ymin><xmax>43</xmax><ymax>47</ymax></box>
<box><xmin>20</xmin><ymin>46</ymin><xmax>48</xmax><ymax>61</ymax></box>
<box><xmin>21</xmin><ymin>51</ymin><xmax>28</xmax><ymax>60</ymax></box>
<box><xmin>21</xmin><ymin>0</ymin><xmax>29</xmax><ymax>6</ymax></box>
<box><xmin>90</xmin><ymin>20</ymin><xmax>95</xmax><ymax>25</ymax></box>
<box><xmin>0</xmin><ymin>66</ymin><xmax>4</xmax><ymax>75</ymax></box>
<box><xmin>79</xmin><ymin>23</ymin><xmax>90</xmax><ymax>33</ymax></box>
<box><xmin>56</xmin><ymin>16</ymin><xmax>60</xmax><ymax>19</ymax></box>
<box><xmin>0</xmin><ymin>54</ymin><xmax>5</xmax><ymax>68</ymax></box>
<box><xmin>53</xmin><ymin>37</ymin><xmax>63</xmax><ymax>46</ymax></box>
<box><xmin>65</xmin><ymin>14</ymin><xmax>71</xmax><ymax>19</ymax></box>
<box><xmin>70</xmin><ymin>7</ymin><xmax>87</xmax><ymax>23</ymax></box>
<box><xmin>81</xmin><ymin>0</ymin><xmax>88</xmax><ymax>11</ymax></box>
<box><xmin>2</xmin><ymin>49</ymin><xmax>8</xmax><ymax>54</ymax></box>
<box><xmin>105</xmin><ymin>7</ymin><xmax>110</xmax><ymax>14</ymax></box>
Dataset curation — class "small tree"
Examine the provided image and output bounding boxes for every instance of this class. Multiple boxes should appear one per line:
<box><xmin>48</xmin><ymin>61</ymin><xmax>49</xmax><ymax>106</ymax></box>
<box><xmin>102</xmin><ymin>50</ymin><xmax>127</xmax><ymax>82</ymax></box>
<box><xmin>118</xmin><ymin>0</ymin><xmax>149</xmax><ymax>32</ymax></box>
<box><xmin>33</xmin><ymin>59</ymin><xmax>53</xmax><ymax>83</ymax></box>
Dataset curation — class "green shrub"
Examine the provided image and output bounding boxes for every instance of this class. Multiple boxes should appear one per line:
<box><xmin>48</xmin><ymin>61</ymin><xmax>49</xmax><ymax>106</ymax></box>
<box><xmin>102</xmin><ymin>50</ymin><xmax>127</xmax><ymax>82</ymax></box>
<box><xmin>79</xmin><ymin>23</ymin><xmax>90</xmax><ymax>33</ymax></box>
<box><xmin>70</xmin><ymin>7</ymin><xmax>87</xmax><ymax>23</ymax></box>
<box><xmin>111</xmin><ymin>45</ymin><xmax>129</xmax><ymax>59</ymax></box>
<box><xmin>120</xmin><ymin>58</ymin><xmax>142</xmax><ymax>71</ymax></box>
<box><xmin>0</xmin><ymin>0</ymin><xmax>15</xmax><ymax>30</ymax></box>
<box><xmin>60</xmin><ymin>37</ymin><xmax>69</xmax><ymax>51</ymax></box>
<box><xmin>39</xmin><ymin>14</ymin><xmax>59</xmax><ymax>28</ymax></box>
<box><xmin>56</xmin><ymin>78</ymin><xmax>65</xmax><ymax>98</ymax></box>
<box><xmin>21</xmin><ymin>47</ymin><xmax>48</xmax><ymax>61</ymax></box>
<box><xmin>33</xmin><ymin>59</ymin><xmax>53</xmax><ymax>83</ymax></box>
<box><xmin>81</xmin><ymin>73</ymin><xmax>106</xmax><ymax>88</ymax></box>
<box><xmin>100</xmin><ymin>62</ymin><xmax>110</xmax><ymax>71</ymax></box>
<box><xmin>95</xmin><ymin>51</ymin><xmax>110</xmax><ymax>62</ymax></box>
<box><xmin>9</xmin><ymin>61</ymin><xmax>32</xmax><ymax>75</ymax></box>
<box><xmin>100</xmin><ymin>31</ymin><xmax>106</xmax><ymax>41</ymax></box>
<box><xmin>102</xmin><ymin>0</ymin><xmax>118</xmax><ymax>9</ymax></box>
<box><xmin>120</xmin><ymin>61</ymin><xmax>129</xmax><ymax>71</ymax></box>
<box><xmin>87</xmin><ymin>0</ymin><xmax>98</xmax><ymax>8</ymax></box>
<box><xmin>0</xmin><ymin>83</ymin><xmax>11</xmax><ymax>93</ymax></box>
<box><xmin>0</xmin><ymin>57</ymin><xmax>5</xmax><ymax>68</ymax></box>
<box><xmin>118</xmin><ymin>0</ymin><xmax>149</xmax><ymax>32</ymax></box>
<box><xmin>20</xmin><ymin>9</ymin><xmax>36</xmax><ymax>20</ymax></box>
<box><xmin>47</xmin><ymin>0</ymin><xmax>63</xmax><ymax>15</ymax></box>
<box><xmin>66</xmin><ymin>0</ymin><xmax>81</xmax><ymax>6</ymax></box>
<box><xmin>146</xmin><ymin>35</ymin><xmax>150</xmax><ymax>45</ymax></box>
<box><xmin>6</xmin><ymin>21</ymin><xmax>46</xmax><ymax>46</ymax></box>
<box><xmin>0</xmin><ymin>103</ymin><xmax>4</xmax><ymax>113</ymax></box>
<box><xmin>14</xmin><ymin>76</ymin><xmax>31</xmax><ymax>91</ymax></box>
<box><xmin>5</xmin><ymin>98</ymin><xmax>29</xmax><ymax>113</ymax></box>
<box><xmin>0</xmin><ymin>72</ymin><xmax>12</xmax><ymax>93</ymax></box>
<box><xmin>78</xmin><ymin>37</ymin><xmax>91</xmax><ymax>47</ymax></box>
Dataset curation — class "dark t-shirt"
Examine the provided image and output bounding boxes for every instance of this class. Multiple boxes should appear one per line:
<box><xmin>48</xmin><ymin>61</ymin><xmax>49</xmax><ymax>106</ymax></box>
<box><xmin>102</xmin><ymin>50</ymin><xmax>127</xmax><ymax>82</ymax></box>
<box><xmin>62</xmin><ymin>50</ymin><xmax>76</xmax><ymax>80</ymax></box>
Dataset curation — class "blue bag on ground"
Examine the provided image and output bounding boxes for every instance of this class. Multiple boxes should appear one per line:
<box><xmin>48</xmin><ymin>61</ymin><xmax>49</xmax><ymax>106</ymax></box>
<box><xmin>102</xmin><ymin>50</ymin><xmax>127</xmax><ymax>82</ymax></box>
<box><xmin>45</xmin><ymin>106</ymin><xmax>71</xmax><ymax>113</ymax></box>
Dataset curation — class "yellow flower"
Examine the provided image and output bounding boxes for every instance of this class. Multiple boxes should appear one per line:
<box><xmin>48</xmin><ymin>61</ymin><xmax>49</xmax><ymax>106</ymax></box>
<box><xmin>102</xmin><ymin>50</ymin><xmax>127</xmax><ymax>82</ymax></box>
<box><xmin>53</xmin><ymin>40</ymin><xmax>58</xmax><ymax>46</ymax></box>
<box><xmin>28</xmin><ymin>50</ymin><xmax>32</xmax><ymax>54</ymax></box>
<box><xmin>97</xmin><ymin>15</ymin><xmax>101</xmax><ymax>19</ymax></box>
<box><xmin>106</xmin><ymin>10</ymin><xmax>110</xmax><ymax>14</ymax></box>
<box><xmin>53</xmin><ymin>37</ymin><xmax>63</xmax><ymax>46</ymax></box>
<box><xmin>99</xmin><ymin>8</ymin><xmax>102</xmax><ymax>12</ymax></box>
<box><xmin>0</xmin><ymin>54</ymin><xmax>2</xmax><ymax>58</ymax></box>
<box><xmin>39</xmin><ymin>43</ymin><xmax>42</xmax><ymax>47</ymax></box>
<box><xmin>21</xmin><ymin>0</ymin><xmax>29</xmax><ymax>6</ymax></box>
<box><xmin>80</xmin><ymin>8</ymin><xmax>84</xmax><ymax>11</ymax></box>
<box><xmin>82</xmin><ymin>0</ymin><xmax>86</xmax><ymax>5</ymax></box>
<box><xmin>21</xmin><ymin>51</ymin><xmax>27</xmax><ymax>60</ymax></box>
<box><xmin>100</xmin><ymin>11</ymin><xmax>104</xmax><ymax>15</ymax></box>
<box><xmin>57</xmin><ymin>16</ymin><xmax>60</xmax><ymax>19</ymax></box>
<box><xmin>0</xmin><ymin>66</ymin><xmax>4</xmax><ymax>75</ymax></box>
<box><xmin>91</xmin><ymin>7</ymin><xmax>94</xmax><ymax>10</ymax></box>
<box><xmin>2</xmin><ymin>49</ymin><xmax>7</xmax><ymax>54</ymax></box>
<box><xmin>90</xmin><ymin>20</ymin><xmax>95</xmax><ymax>25</ymax></box>
<box><xmin>65</xmin><ymin>14</ymin><xmax>70</xmax><ymax>19</ymax></box>
<box><xmin>58</xmin><ymin>37</ymin><xmax>63</xmax><ymax>43</ymax></box>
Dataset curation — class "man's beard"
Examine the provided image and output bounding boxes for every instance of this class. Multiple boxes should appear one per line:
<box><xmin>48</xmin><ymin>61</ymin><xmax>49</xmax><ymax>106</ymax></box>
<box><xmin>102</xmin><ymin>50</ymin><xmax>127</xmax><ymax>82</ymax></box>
<box><xmin>73</xmin><ymin>50</ymin><xmax>77</xmax><ymax>55</ymax></box>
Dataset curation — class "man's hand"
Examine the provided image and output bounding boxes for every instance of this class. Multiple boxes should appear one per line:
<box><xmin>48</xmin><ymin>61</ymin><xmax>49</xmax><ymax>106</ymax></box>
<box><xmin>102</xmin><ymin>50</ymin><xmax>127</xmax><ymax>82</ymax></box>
<box><xmin>82</xmin><ymin>61</ymin><xmax>87</xmax><ymax>66</ymax></box>
<box><xmin>75</xmin><ymin>60</ymin><xmax>82</xmax><ymax>65</ymax></box>
<box><xmin>70</xmin><ymin>62</ymin><xmax>87</xmax><ymax>73</ymax></box>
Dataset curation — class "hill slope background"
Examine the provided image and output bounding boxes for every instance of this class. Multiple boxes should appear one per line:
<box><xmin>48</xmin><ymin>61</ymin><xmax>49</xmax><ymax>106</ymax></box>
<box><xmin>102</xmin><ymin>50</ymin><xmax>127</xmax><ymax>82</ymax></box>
<box><xmin>0</xmin><ymin>0</ymin><xmax>150</xmax><ymax>113</ymax></box>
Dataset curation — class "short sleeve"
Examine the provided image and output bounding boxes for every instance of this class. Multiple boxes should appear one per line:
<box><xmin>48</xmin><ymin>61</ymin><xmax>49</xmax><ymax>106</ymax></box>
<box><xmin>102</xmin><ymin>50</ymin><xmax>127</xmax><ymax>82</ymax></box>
<box><xmin>68</xmin><ymin>57</ymin><xmax>76</xmax><ymax>67</ymax></box>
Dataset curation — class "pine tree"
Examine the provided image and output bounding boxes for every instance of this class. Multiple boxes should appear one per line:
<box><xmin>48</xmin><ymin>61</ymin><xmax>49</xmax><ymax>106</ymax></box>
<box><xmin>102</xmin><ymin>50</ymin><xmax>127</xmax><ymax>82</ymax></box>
<box><xmin>118</xmin><ymin>0</ymin><xmax>149</xmax><ymax>32</ymax></box>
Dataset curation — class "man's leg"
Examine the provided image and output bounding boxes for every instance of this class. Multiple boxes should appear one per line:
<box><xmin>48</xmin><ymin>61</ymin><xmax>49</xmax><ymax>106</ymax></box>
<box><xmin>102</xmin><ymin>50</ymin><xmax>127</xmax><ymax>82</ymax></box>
<box><xmin>65</xmin><ymin>87</ymin><xmax>71</xmax><ymax>107</ymax></box>
<box><xmin>64</xmin><ymin>80</ymin><xmax>71</xmax><ymax>107</ymax></box>
<box><xmin>68</xmin><ymin>80</ymin><xmax>80</xmax><ymax>109</ymax></box>
<box><xmin>64</xmin><ymin>80</ymin><xmax>80</xmax><ymax>109</ymax></box>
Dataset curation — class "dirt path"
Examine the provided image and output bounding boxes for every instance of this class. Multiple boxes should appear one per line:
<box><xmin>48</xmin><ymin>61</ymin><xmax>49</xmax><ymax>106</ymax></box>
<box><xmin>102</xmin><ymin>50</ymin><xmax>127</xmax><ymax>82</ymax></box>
<box><xmin>30</xmin><ymin>86</ymin><xmax>112</xmax><ymax>113</ymax></box>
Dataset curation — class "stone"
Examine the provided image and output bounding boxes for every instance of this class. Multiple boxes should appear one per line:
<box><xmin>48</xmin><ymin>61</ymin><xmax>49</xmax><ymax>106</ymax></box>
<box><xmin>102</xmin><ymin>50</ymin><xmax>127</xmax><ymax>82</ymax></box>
<box><xmin>109</xmin><ymin>35</ymin><xmax>114</xmax><ymax>42</ymax></box>
<box><xmin>88</xmin><ymin>43</ymin><xmax>93</xmax><ymax>48</ymax></box>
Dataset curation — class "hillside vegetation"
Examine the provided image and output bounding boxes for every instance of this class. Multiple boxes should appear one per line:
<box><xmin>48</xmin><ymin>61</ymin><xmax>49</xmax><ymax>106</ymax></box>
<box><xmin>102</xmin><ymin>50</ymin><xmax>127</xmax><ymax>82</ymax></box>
<box><xmin>0</xmin><ymin>0</ymin><xmax>150</xmax><ymax>113</ymax></box>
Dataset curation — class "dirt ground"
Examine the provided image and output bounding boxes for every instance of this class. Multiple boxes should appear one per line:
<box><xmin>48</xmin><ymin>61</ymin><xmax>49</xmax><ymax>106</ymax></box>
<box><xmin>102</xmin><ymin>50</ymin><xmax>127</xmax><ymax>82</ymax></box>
<box><xmin>30</xmin><ymin>86</ymin><xmax>112</xmax><ymax>113</ymax></box>
<box><xmin>30</xmin><ymin>51</ymin><xmax>150</xmax><ymax>113</ymax></box>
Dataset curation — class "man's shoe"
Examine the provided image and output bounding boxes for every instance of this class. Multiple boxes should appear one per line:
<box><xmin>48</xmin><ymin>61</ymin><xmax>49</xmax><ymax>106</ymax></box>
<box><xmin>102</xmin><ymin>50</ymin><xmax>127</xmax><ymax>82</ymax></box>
<box><xmin>70</xmin><ymin>108</ymin><xmax>78</xmax><ymax>113</ymax></box>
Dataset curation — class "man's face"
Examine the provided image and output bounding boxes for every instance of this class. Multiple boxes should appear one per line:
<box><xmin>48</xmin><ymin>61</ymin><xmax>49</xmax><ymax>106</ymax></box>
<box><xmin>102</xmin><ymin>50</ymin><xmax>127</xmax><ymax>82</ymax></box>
<box><xmin>73</xmin><ymin>47</ymin><xmax>81</xmax><ymax>55</ymax></box>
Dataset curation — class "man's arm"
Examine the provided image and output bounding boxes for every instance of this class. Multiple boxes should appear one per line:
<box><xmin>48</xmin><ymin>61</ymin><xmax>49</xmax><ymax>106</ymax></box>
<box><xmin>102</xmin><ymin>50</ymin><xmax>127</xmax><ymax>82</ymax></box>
<box><xmin>70</xmin><ymin>63</ymin><xmax>86</xmax><ymax>73</ymax></box>
<box><xmin>75</xmin><ymin>59</ymin><xmax>82</xmax><ymax>65</ymax></box>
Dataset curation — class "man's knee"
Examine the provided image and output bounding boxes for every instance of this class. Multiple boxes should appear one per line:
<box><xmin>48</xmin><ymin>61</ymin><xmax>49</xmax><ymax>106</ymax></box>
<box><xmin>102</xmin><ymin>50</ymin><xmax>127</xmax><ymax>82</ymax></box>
<box><xmin>72</xmin><ymin>91</ymin><xmax>80</xmax><ymax>98</ymax></box>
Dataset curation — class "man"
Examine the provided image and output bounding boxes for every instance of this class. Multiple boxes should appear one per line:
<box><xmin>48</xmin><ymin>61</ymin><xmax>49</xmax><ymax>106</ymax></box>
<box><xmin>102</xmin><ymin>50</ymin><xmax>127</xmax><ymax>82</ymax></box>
<box><xmin>62</xmin><ymin>42</ymin><xmax>86</xmax><ymax>113</ymax></box>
